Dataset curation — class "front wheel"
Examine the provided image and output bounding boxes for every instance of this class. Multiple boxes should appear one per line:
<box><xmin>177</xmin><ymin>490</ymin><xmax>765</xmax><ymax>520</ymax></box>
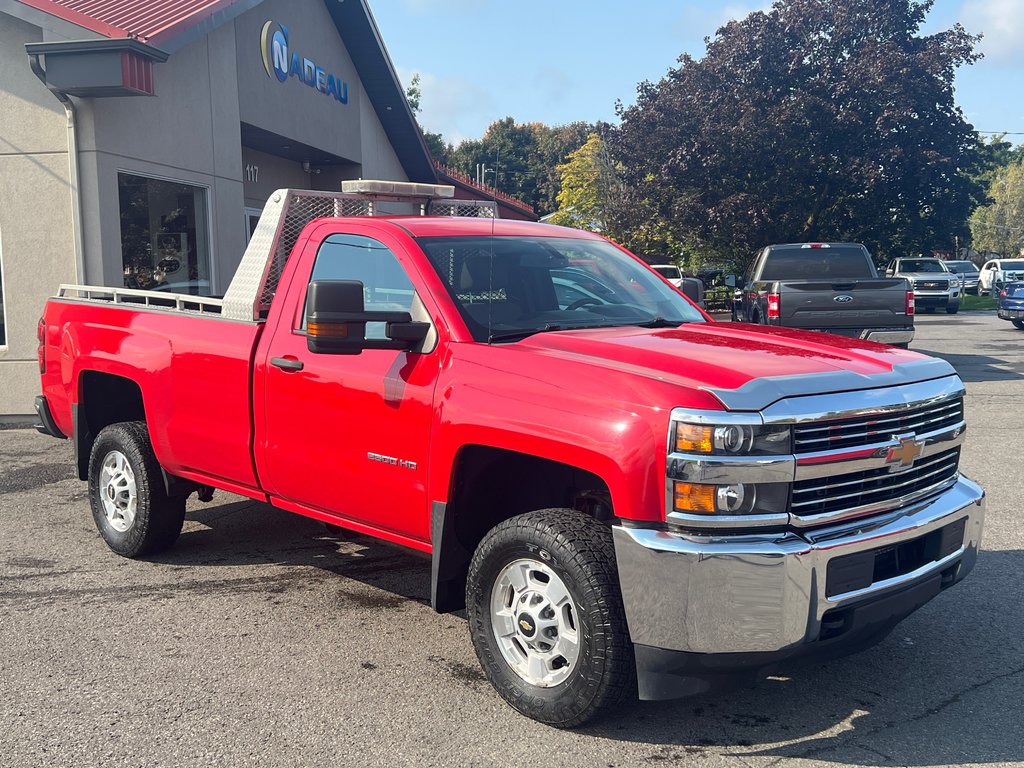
<box><xmin>466</xmin><ymin>510</ymin><xmax>635</xmax><ymax>727</ymax></box>
<box><xmin>88</xmin><ymin>421</ymin><xmax>186</xmax><ymax>558</ymax></box>
<box><xmin>1012</xmin><ymin>319</ymin><xmax>1024</xmax><ymax>330</ymax></box>
<box><xmin>946</xmin><ymin>303</ymin><xmax>960</xmax><ymax>315</ymax></box>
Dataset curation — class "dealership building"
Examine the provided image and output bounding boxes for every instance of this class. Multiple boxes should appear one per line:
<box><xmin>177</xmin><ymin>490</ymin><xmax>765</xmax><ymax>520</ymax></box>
<box><xmin>0</xmin><ymin>0</ymin><xmax>533</xmax><ymax>419</ymax></box>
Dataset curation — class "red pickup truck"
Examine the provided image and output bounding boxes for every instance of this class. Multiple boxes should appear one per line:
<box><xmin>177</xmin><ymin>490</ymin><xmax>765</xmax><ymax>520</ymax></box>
<box><xmin>35</xmin><ymin>182</ymin><xmax>985</xmax><ymax>727</ymax></box>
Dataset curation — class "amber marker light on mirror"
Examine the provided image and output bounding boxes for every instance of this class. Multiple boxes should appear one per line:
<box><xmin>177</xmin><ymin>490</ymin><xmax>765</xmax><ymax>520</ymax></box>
<box><xmin>675</xmin><ymin>423</ymin><xmax>713</xmax><ymax>453</ymax></box>
<box><xmin>307</xmin><ymin>322</ymin><xmax>350</xmax><ymax>338</ymax></box>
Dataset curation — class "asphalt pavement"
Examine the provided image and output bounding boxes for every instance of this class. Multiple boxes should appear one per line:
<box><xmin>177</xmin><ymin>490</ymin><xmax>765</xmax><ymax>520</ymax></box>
<box><xmin>1</xmin><ymin>312</ymin><xmax>1021</xmax><ymax>767</ymax></box>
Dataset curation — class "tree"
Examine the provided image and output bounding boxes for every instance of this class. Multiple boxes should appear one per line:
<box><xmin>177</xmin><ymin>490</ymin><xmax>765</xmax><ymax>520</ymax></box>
<box><xmin>610</xmin><ymin>0</ymin><xmax>986</xmax><ymax>268</ymax></box>
<box><xmin>548</xmin><ymin>134</ymin><xmax>619</xmax><ymax>232</ymax></box>
<box><xmin>447</xmin><ymin>118</ymin><xmax>597</xmax><ymax>215</ymax></box>
<box><xmin>969</xmin><ymin>161</ymin><xmax>1024</xmax><ymax>256</ymax></box>
<box><xmin>404</xmin><ymin>73</ymin><xmax>452</xmax><ymax>164</ymax></box>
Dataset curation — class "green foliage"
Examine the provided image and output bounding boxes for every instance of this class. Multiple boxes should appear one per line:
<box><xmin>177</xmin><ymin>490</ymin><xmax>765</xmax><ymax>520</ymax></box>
<box><xmin>548</xmin><ymin>134</ymin><xmax>619</xmax><ymax>233</ymax></box>
<box><xmin>405</xmin><ymin>73</ymin><xmax>422</xmax><ymax>115</ymax></box>
<box><xmin>610</xmin><ymin>0</ymin><xmax>986</xmax><ymax>266</ymax></box>
<box><xmin>447</xmin><ymin>118</ymin><xmax>598</xmax><ymax>214</ymax></box>
<box><xmin>969</xmin><ymin>161</ymin><xmax>1024</xmax><ymax>257</ymax></box>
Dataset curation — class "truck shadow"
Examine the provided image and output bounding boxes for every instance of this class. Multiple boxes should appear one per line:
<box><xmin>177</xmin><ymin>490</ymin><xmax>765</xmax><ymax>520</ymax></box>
<box><xmin>585</xmin><ymin>547</ymin><xmax>1022</xmax><ymax>764</ymax></box>
<box><xmin>913</xmin><ymin>341</ymin><xmax>1024</xmax><ymax>383</ymax></box>
<box><xmin>154</xmin><ymin>498</ymin><xmax>434</xmax><ymax>606</ymax></box>
<box><xmin>157</xmin><ymin>499</ymin><xmax>1021</xmax><ymax>765</ymax></box>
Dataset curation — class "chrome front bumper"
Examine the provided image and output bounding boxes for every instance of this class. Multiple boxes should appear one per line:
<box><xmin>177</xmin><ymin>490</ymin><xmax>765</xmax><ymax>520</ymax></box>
<box><xmin>613</xmin><ymin>475</ymin><xmax>984</xmax><ymax>655</ymax></box>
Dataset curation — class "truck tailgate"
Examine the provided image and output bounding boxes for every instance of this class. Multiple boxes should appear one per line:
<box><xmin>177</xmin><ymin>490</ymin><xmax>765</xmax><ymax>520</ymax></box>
<box><xmin>777</xmin><ymin>279</ymin><xmax>911</xmax><ymax>332</ymax></box>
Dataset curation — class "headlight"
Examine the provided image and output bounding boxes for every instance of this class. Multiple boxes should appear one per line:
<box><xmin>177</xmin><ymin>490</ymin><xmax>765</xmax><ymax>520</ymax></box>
<box><xmin>674</xmin><ymin>422</ymin><xmax>791</xmax><ymax>455</ymax></box>
<box><xmin>672</xmin><ymin>481</ymin><xmax>789</xmax><ymax>516</ymax></box>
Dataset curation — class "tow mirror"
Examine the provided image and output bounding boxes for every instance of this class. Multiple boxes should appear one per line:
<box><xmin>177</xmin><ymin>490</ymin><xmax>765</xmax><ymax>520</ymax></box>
<box><xmin>724</xmin><ymin>274</ymin><xmax>736</xmax><ymax>288</ymax></box>
<box><xmin>306</xmin><ymin>280</ymin><xmax>430</xmax><ymax>355</ymax></box>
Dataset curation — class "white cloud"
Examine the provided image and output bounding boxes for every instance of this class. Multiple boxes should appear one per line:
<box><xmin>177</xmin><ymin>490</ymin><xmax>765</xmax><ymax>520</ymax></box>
<box><xmin>677</xmin><ymin>0</ymin><xmax>773</xmax><ymax>40</ymax></box>
<box><xmin>396</xmin><ymin>67</ymin><xmax>494</xmax><ymax>143</ymax></box>
<box><xmin>961</xmin><ymin>0</ymin><xmax>1024</xmax><ymax>64</ymax></box>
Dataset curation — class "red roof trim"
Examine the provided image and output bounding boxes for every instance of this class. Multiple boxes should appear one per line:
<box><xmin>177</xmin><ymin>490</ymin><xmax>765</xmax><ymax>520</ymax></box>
<box><xmin>14</xmin><ymin>0</ymin><xmax>245</xmax><ymax>44</ymax></box>
<box><xmin>17</xmin><ymin>0</ymin><xmax>128</xmax><ymax>38</ymax></box>
<box><xmin>434</xmin><ymin>160</ymin><xmax>535</xmax><ymax>215</ymax></box>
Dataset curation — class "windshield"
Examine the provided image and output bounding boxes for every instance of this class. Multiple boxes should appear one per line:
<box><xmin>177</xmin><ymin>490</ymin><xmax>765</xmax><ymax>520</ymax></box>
<box><xmin>945</xmin><ymin>261</ymin><xmax>977</xmax><ymax>273</ymax></box>
<box><xmin>901</xmin><ymin>260</ymin><xmax>948</xmax><ymax>273</ymax></box>
<box><xmin>416</xmin><ymin>236</ymin><xmax>706</xmax><ymax>342</ymax></box>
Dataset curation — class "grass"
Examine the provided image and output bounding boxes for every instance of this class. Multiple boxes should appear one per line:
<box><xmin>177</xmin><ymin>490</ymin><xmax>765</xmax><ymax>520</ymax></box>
<box><xmin>959</xmin><ymin>293</ymin><xmax>997</xmax><ymax>311</ymax></box>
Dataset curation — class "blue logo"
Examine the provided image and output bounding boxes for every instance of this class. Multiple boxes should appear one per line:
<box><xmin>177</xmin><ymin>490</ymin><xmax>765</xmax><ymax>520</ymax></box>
<box><xmin>260</xmin><ymin>21</ymin><xmax>348</xmax><ymax>104</ymax></box>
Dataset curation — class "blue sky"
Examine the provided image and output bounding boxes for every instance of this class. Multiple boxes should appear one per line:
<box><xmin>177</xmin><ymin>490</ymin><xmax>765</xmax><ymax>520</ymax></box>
<box><xmin>369</xmin><ymin>0</ymin><xmax>1024</xmax><ymax>146</ymax></box>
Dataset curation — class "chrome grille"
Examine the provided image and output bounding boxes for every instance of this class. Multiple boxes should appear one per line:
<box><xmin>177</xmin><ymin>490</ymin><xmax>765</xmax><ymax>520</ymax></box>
<box><xmin>792</xmin><ymin>447</ymin><xmax>960</xmax><ymax>518</ymax></box>
<box><xmin>914</xmin><ymin>279</ymin><xmax>948</xmax><ymax>290</ymax></box>
<box><xmin>793</xmin><ymin>397</ymin><xmax>963</xmax><ymax>452</ymax></box>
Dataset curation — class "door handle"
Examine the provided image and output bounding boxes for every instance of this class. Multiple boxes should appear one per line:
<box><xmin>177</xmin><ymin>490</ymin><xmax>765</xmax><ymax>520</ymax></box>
<box><xmin>271</xmin><ymin>356</ymin><xmax>304</xmax><ymax>372</ymax></box>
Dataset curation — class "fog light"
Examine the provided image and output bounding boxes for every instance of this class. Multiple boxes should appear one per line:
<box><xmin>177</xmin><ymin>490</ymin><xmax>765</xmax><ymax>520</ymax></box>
<box><xmin>716</xmin><ymin>484</ymin><xmax>748</xmax><ymax>513</ymax></box>
<box><xmin>673</xmin><ymin>481</ymin><xmax>757</xmax><ymax>515</ymax></box>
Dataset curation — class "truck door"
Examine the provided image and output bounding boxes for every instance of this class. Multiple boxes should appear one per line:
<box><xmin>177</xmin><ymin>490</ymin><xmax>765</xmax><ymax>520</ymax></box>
<box><xmin>258</xmin><ymin>229</ymin><xmax>441</xmax><ymax>544</ymax></box>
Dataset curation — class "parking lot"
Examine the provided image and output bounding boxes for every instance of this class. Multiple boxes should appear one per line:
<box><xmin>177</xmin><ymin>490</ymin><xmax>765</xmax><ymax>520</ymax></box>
<box><xmin>1</xmin><ymin>312</ymin><xmax>1021</xmax><ymax>768</ymax></box>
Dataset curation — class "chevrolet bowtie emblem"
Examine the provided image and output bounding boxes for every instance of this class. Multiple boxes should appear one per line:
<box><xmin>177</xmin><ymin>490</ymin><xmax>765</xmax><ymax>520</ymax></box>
<box><xmin>886</xmin><ymin>434</ymin><xmax>925</xmax><ymax>470</ymax></box>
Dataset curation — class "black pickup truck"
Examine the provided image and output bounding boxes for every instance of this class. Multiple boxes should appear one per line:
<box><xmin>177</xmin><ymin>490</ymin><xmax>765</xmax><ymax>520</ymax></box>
<box><xmin>734</xmin><ymin>242</ymin><xmax>914</xmax><ymax>346</ymax></box>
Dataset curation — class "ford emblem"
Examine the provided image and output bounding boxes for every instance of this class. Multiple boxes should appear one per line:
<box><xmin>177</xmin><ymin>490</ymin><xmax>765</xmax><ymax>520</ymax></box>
<box><xmin>833</xmin><ymin>294</ymin><xmax>854</xmax><ymax>303</ymax></box>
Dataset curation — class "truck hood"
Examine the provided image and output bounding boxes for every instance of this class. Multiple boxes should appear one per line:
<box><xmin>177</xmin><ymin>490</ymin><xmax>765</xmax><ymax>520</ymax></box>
<box><xmin>898</xmin><ymin>272</ymin><xmax>956</xmax><ymax>282</ymax></box>
<box><xmin>517</xmin><ymin>321</ymin><xmax>954</xmax><ymax>410</ymax></box>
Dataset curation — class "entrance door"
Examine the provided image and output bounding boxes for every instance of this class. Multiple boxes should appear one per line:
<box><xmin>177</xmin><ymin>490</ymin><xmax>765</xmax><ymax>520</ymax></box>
<box><xmin>259</xmin><ymin>231</ymin><xmax>441</xmax><ymax>543</ymax></box>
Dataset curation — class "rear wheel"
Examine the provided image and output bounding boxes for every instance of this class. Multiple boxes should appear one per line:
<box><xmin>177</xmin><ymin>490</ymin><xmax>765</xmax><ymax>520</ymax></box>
<box><xmin>88</xmin><ymin>422</ymin><xmax>186</xmax><ymax>558</ymax></box>
<box><xmin>466</xmin><ymin>510</ymin><xmax>635</xmax><ymax>727</ymax></box>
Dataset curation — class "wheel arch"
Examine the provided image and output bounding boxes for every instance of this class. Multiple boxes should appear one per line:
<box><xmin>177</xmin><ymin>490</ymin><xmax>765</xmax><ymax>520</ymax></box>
<box><xmin>431</xmin><ymin>444</ymin><xmax>615</xmax><ymax>614</ymax></box>
<box><xmin>74</xmin><ymin>371</ymin><xmax>146</xmax><ymax>481</ymax></box>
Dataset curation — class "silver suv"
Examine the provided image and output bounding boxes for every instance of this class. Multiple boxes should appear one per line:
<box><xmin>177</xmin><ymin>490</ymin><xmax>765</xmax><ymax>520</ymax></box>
<box><xmin>885</xmin><ymin>258</ymin><xmax>961</xmax><ymax>314</ymax></box>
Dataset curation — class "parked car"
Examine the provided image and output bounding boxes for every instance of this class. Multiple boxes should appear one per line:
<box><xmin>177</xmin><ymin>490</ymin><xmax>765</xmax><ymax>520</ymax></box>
<box><xmin>943</xmin><ymin>260</ymin><xmax>981</xmax><ymax>295</ymax></box>
<box><xmin>649</xmin><ymin>264</ymin><xmax>704</xmax><ymax>308</ymax></box>
<box><xmin>884</xmin><ymin>258</ymin><xmax>961</xmax><ymax>314</ymax></box>
<box><xmin>979</xmin><ymin>258</ymin><xmax>1024</xmax><ymax>295</ymax></box>
<box><xmin>737</xmin><ymin>242</ymin><xmax>914</xmax><ymax>345</ymax></box>
<box><xmin>35</xmin><ymin>182</ymin><xmax>984</xmax><ymax>727</ymax></box>
<box><xmin>997</xmin><ymin>281</ymin><xmax>1024</xmax><ymax>329</ymax></box>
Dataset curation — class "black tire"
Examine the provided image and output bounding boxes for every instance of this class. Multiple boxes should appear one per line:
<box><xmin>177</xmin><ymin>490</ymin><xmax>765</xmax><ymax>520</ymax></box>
<box><xmin>88</xmin><ymin>421</ymin><xmax>186</xmax><ymax>558</ymax></box>
<box><xmin>466</xmin><ymin>509</ymin><xmax>635</xmax><ymax>727</ymax></box>
<box><xmin>946</xmin><ymin>304</ymin><xmax>959</xmax><ymax>315</ymax></box>
<box><xmin>1012</xmin><ymin>319</ymin><xmax>1024</xmax><ymax>330</ymax></box>
<box><xmin>924</xmin><ymin>306</ymin><xmax>935</xmax><ymax>314</ymax></box>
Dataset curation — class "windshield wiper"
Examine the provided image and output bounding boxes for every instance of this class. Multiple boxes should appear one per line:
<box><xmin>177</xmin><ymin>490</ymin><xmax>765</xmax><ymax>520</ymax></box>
<box><xmin>488</xmin><ymin>324</ymin><xmax>564</xmax><ymax>343</ymax></box>
<box><xmin>635</xmin><ymin>316</ymin><xmax>685</xmax><ymax>328</ymax></box>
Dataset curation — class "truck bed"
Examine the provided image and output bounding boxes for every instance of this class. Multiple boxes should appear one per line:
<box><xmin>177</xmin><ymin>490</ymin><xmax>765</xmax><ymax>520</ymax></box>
<box><xmin>41</xmin><ymin>296</ymin><xmax>263</xmax><ymax>496</ymax></box>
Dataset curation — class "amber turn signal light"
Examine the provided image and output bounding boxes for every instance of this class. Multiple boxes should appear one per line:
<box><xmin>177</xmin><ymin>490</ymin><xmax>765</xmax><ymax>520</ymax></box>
<box><xmin>675</xmin><ymin>423</ymin><xmax>712</xmax><ymax>453</ymax></box>
<box><xmin>306</xmin><ymin>321</ymin><xmax>350</xmax><ymax>338</ymax></box>
<box><xmin>673</xmin><ymin>481</ymin><xmax>717</xmax><ymax>514</ymax></box>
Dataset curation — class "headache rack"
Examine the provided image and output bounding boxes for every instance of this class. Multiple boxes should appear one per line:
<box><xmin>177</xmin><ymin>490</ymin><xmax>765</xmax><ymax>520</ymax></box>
<box><xmin>223</xmin><ymin>181</ymin><xmax>498</xmax><ymax>321</ymax></box>
<box><xmin>55</xmin><ymin>181</ymin><xmax>500</xmax><ymax>323</ymax></box>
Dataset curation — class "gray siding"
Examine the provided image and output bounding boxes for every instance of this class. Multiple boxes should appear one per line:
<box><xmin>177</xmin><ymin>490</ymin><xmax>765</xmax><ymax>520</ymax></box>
<box><xmin>0</xmin><ymin>11</ymin><xmax>77</xmax><ymax>418</ymax></box>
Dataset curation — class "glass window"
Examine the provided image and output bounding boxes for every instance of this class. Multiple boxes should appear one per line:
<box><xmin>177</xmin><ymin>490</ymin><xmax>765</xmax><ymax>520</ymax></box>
<box><xmin>760</xmin><ymin>247</ymin><xmax>875</xmax><ymax>280</ymax></box>
<box><xmin>417</xmin><ymin>235</ymin><xmax>705</xmax><ymax>342</ymax></box>
<box><xmin>305</xmin><ymin>234</ymin><xmax>416</xmax><ymax>339</ymax></box>
<box><xmin>118</xmin><ymin>173</ymin><xmax>211</xmax><ymax>295</ymax></box>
